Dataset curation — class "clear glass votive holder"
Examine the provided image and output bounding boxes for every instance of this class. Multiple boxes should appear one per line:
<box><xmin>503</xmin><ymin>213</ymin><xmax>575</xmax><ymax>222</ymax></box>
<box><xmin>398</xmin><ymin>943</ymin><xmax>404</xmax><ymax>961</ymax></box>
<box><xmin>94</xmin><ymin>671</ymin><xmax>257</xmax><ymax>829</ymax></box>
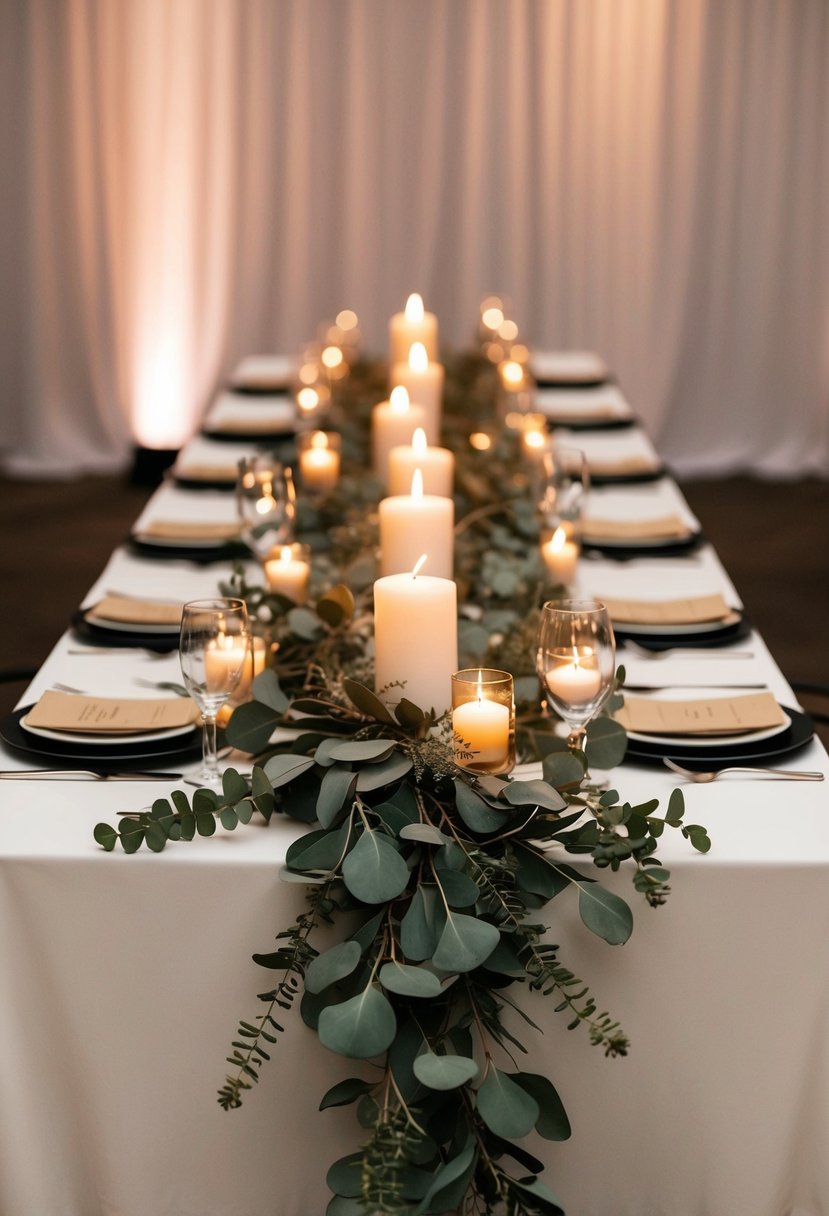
<box><xmin>297</xmin><ymin>430</ymin><xmax>341</xmax><ymax>496</ymax></box>
<box><xmin>451</xmin><ymin>668</ymin><xmax>515</xmax><ymax>776</ymax></box>
<box><xmin>264</xmin><ymin>542</ymin><xmax>311</xmax><ymax>603</ymax></box>
<box><xmin>216</xmin><ymin>634</ymin><xmax>268</xmax><ymax>726</ymax></box>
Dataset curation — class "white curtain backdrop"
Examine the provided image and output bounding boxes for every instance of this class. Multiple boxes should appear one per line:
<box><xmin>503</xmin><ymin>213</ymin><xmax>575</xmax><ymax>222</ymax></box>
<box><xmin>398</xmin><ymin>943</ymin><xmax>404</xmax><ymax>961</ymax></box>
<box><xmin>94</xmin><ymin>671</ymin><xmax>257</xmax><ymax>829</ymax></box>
<box><xmin>1</xmin><ymin>0</ymin><xmax>828</xmax><ymax>477</ymax></box>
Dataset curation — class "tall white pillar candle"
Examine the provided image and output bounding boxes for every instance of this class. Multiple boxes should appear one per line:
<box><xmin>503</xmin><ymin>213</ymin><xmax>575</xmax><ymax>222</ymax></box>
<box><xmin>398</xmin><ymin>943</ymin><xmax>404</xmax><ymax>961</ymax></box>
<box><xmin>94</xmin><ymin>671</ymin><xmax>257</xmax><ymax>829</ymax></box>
<box><xmin>374</xmin><ymin>569</ymin><xmax>457</xmax><ymax>715</ymax></box>
<box><xmin>387</xmin><ymin>427</ymin><xmax>455</xmax><ymax>498</ymax></box>
<box><xmin>371</xmin><ymin>386</ymin><xmax>427</xmax><ymax>482</ymax></box>
<box><xmin>390</xmin><ymin>342</ymin><xmax>445</xmax><ymax>445</ymax></box>
<box><xmin>379</xmin><ymin>469</ymin><xmax>454</xmax><ymax>579</ymax></box>
<box><xmin>388</xmin><ymin>292</ymin><xmax>439</xmax><ymax>366</ymax></box>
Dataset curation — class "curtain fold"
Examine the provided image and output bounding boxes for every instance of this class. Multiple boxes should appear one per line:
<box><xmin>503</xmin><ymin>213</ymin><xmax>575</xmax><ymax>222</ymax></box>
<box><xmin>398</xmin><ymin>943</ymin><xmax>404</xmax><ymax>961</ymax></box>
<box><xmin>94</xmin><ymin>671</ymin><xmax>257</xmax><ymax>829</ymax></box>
<box><xmin>1</xmin><ymin>0</ymin><xmax>827</xmax><ymax>476</ymax></box>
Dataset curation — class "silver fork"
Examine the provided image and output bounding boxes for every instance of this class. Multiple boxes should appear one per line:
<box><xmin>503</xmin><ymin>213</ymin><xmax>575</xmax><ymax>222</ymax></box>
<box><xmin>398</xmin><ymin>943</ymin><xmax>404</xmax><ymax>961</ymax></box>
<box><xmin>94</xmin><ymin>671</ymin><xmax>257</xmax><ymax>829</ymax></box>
<box><xmin>663</xmin><ymin>759</ymin><xmax>824</xmax><ymax>783</ymax></box>
<box><xmin>624</xmin><ymin>642</ymin><xmax>754</xmax><ymax>660</ymax></box>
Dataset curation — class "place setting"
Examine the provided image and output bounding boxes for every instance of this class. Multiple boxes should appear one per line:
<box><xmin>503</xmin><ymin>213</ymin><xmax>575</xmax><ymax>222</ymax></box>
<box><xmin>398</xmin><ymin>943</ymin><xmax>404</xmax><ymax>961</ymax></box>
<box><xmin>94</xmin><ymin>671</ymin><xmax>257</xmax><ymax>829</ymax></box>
<box><xmin>601</xmin><ymin>592</ymin><xmax>751</xmax><ymax>651</ymax></box>
<box><xmin>227</xmin><ymin>353</ymin><xmax>297</xmax><ymax>396</ymax></box>
<box><xmin>201</xmin><ymin>390</ymin><xmax>300</xmax><ymax>443</ymax></box>
<box><xmin>534</xmin><ymin>382</ymin><xmax>636</xmax><ymax>430</ymax></box>
<box><xmin>578</xmin><ymin>481</ymin><xmax>703</xmax><ymax>557</ymax></box>
<box><xmin>529</xmin><ymin>349</ymin><xmax>610</xmax><ymax>388</ymax></box>
<box><xmin>71</xmin><ymin>593</ymin><xmax>184</xmax><ymax>653</ymax></box>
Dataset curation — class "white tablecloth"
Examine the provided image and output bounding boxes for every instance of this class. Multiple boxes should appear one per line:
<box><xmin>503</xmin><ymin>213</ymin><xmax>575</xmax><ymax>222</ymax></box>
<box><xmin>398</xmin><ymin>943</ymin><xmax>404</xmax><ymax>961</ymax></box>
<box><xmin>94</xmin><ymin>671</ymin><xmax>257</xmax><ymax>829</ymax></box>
<box><xmin>2</xmin><ymin>393</ymin><xmax>828</xmax><ymax>1216</ymax></box>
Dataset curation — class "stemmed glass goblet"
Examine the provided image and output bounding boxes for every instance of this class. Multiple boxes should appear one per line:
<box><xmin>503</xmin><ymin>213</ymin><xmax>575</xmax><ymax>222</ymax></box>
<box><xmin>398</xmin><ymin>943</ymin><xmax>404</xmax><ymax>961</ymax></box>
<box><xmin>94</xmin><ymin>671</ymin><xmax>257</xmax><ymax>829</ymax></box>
<box><xmin>536</xmin><ymin>599</ymin><xmax>616</xmax><ymax>753</ymax></box>
<box><xmin>236</xmin><ymin>456</ymin><xmax>295</xmax><ymax>564</ymax></box>
<box><xmin>538</xmin><ymin>445</ymin><xmax>590</xmax><ymax>529</ymax></box>
<box><xmin>180</xmin><ymin>598</ymin><xmax>250</xmax><ymax>788</ymax></box>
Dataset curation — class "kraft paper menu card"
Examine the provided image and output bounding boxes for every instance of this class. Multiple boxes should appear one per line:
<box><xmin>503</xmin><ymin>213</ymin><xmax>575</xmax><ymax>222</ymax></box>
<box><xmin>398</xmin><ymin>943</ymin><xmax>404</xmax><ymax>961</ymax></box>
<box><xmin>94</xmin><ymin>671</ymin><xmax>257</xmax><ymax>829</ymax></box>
<box><xmin>601</xmin><ymin>593</ymin><xmax>732</xmax><ymax>626</ymax></box>
<box><xmin>26</xmin><ymin>692</ymin><xmax>199</xmax><ymax>734</ymax></box>
<box><xmin>175</xmin><ymin>463</ymin><xmax>238</xmax><ymax>482</ymax></box>
<box><xmin>581</xmin><ymin>514</ymin><xmax>692</xmax><ymax>541</ymax></box>
<box><xmin>585</xmin><ymin>455</ymin><xmax>659</xmax><ymax>477</ymax></box>
<box><xmin>615</xmin><ymin>692</ymin><xmax>785</xmax><ymax>737</ymax></box>
<box><xmin>135</xmin><ymin>520</ymin><xmax>240</xmax><ymax>542</ymax></box>
<box><xmin>87</xmin><ymin>595</ymin><xmax>184</xmax><ymax>627</ymax></box>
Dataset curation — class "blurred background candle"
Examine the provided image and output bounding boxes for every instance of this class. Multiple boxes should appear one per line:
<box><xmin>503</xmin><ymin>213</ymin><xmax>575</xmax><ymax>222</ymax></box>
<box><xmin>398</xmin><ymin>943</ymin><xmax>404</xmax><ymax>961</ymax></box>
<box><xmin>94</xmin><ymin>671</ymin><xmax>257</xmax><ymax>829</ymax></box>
<box><xmin>540</xmin><ymin>526</ymin><xmax>580</xmax><ymax>588</ymax></box>
<box><xmin>451</xmin><ymin>668</ymin><xmax>514</xmax><ymax>774</ymax></box>
<box><xmin>374</xmin><ymin>561</ymin><xmax>457</xmax><ymax>714</ymax></box>
<box><xmin>390</xmin><ymin>341</ymin><xmax>444</xmax><ymax>444</ymax></box>
<box><xmin>298</xmin><ymin>430</ymin><xmax>340</xmax><ymax>494</ymax></box>
<box><xmin>264</xmin><ymin>543</ymin><xmax>311</xmax><ymax>602</ymax></box>
<box><xmin>518</xmin><ymin>414</ymin><xmax>550</xmax><ymax>462</ymax></box>
<box><xmin>387</xmin><ymin>427</ymin><xmax>454</xmax><ymax>498</ymax></box>
<box><xmin>216</xmin><ymin>636</ymin><xmax>268</xmax><ymax>724</ymax></box>
<box><xmin>388</xmin><ymin>292</ymin><xmax>439</xmax><ymax>365</ymax></box>
<box><xmin>379</xmin><ymin>468</ymin><xmax>454</xmax><ymax>578</ymax></box>
<box><xmin>371</xmin><ymin>386</ymin><xmax>427</xmax><ymax>481</ymax></box>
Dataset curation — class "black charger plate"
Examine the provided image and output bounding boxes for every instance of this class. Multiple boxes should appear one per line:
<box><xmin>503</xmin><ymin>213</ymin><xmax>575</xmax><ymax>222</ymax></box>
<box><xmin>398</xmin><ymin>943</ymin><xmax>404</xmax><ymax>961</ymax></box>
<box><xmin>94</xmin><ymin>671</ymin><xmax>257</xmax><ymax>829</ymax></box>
<box><xmin>1</xmin><ymin>706</ymin><xmax>203</xmax><ymax>771</ymax></box>
<box><xmin>71</xmin><ymin>609</ymin><xmax>180</xmax><ymax>653</ymax></box>
<box><xmin>581</xmin><ymin>531</ymin><xmax>704</xmax><ymax>560</ymax></box>
<box><xmin>227</xmin><ymin>385</ymin><xmax>292</xmax><ymax>398</ymax></box>
<box><xmin>545</xmin><ymin>414</ymin><xmax>636</xmax><ymax>432</ymax></box>
<box><xmin>201</xmin><ymin>425</ymin><xmax>298</xmax><ymax>444</ymax></box>
<box><xmin>624</xmin><ymin>705</ymin><xmax>815</xmax><ymax>770</ymax></box>
<box><xmin>127</xmin><ymin>536</ymin><xmax>248</xmax><ymax>564</ymax></box>
<box><xmin>615</xmin><ymin>613</ymin><xmax>751</xmax><ymax>651</ymax></box>
<box><xmin>588</xmin><ymin>464</ymin><xmax>667</xmax><ymax>487</ymax></box>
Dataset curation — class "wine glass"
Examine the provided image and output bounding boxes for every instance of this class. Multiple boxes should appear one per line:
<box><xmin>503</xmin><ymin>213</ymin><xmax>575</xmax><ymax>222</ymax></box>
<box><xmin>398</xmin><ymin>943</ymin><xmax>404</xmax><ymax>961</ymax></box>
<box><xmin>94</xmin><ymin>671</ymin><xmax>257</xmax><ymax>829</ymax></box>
<box><xmin>536</xmin><ymin>599</ymin><xmax>616</xmax><ymax>752</ymax></box>
<box><xmin>538</xmin><ymin>446</ymin><xmax>590</xmax><ymax>530</ymax></box>
<box><xmin>180</xmin><ymin>598</ymin><xmax>250</xmax><ymax>787</ymax></box>
<box><xmin>236</xmin><ymin>456</ymin><xmax>295</xmax><ymax>563</ymax></box>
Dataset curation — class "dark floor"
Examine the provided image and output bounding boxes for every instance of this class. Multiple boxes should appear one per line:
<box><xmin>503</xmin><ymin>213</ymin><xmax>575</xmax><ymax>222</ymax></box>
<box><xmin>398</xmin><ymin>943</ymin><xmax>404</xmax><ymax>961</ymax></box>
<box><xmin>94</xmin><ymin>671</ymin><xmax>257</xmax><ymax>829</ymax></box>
<box><xmin>1</xmin><ymin>472</ymin><xmax>828</xmax><ymax>743</ymax></box>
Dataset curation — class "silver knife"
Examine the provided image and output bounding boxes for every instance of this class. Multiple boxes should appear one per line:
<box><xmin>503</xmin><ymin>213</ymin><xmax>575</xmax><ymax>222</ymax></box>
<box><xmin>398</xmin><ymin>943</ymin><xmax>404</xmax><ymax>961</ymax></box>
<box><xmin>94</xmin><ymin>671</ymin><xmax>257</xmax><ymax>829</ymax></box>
<box><xmin>0</xmin><ymin>770</ymin><xmax>183</xmax><ymax>781</ymax></box>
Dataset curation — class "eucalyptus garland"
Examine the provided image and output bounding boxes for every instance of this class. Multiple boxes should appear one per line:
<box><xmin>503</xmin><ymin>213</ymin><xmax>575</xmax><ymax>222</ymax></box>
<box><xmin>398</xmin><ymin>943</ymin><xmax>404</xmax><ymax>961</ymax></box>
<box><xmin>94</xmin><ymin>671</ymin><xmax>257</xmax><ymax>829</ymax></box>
<box><xmin>94</xmin><ymin>354</ymin><xmax>711</xmax><ymax>1215</ymax></box>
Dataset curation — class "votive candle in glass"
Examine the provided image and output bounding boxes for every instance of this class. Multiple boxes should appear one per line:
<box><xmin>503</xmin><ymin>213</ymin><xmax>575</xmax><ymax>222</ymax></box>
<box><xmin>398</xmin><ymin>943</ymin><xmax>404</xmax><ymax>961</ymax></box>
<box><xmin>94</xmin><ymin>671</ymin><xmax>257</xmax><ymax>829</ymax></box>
<box><xmin>264</xmin><ymin>543</ymin><xmax>311</xmax><ymax>603</ymax></box>
<box><xmin>298</xmin><ymin>431</ymin><xmax>340</xmax><ymax>495</ymax></box>
<box><xmin>452</xmin><ymin>668</ymin><xmax>515</xmax><ymax>775</ymax></box>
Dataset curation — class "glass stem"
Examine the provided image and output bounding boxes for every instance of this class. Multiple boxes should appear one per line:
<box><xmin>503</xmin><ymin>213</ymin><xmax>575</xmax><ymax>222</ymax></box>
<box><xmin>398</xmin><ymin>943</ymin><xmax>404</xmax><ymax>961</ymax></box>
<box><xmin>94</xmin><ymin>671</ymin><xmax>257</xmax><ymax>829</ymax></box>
<box><xmin>567</xmin><ymin>726</ymin><xmax>586</xmax><ymax>752</ymax></box>
<box><xmin>202</xmin><ymin>714</ymin><xmax>219</xmax><ymax>779</ymax></box>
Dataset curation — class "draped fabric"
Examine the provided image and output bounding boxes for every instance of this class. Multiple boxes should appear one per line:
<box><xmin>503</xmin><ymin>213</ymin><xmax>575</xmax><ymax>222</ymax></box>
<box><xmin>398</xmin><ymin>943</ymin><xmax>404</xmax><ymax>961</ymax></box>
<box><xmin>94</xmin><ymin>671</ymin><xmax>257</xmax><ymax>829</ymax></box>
<box><xmin>1</xmin><ymin>0</ymin><xmax>828</xmax><ymax>476</ymax></box>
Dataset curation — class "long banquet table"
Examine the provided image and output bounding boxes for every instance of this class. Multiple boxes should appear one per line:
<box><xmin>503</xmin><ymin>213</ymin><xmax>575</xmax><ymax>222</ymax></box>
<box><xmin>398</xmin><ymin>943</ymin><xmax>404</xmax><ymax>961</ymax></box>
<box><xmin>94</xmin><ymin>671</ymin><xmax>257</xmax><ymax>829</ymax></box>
<box><xmin>1</xmin><ymin>363</ymin><xmax>828</xmax><ymax>1216</ymax></box>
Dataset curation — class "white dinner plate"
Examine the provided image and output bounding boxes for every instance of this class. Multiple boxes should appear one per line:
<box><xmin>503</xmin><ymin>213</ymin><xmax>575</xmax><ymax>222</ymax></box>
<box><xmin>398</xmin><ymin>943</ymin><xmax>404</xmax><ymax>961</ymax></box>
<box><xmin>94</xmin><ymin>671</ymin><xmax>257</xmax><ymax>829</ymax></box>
<box><xmin>626</xmin><ymin>708</ymin><xmax>791</xmax><ymax>751</ymax></box>
<box><xmin>131</xmin><ymin>531</ymin><xmax>238</xmax><ymax>549</ymax></box>
<box><xmin>20</xmin><ymin>715</ymin><xmax>196</xmax><ymax>748</ymax></box>
<box><xmin>614</xmin><ymin>610</ymin><xmax>742</xmax><ymax>636</ymax></box>
<box><xmin>84</xmin><ymin>613</ymin><xmax>181</xmax><ymax>635</ymax></box>
<box><xmin>581</xmin><ymin>529</ymin><xmax>699</xmax><ymax>549</ymax></box>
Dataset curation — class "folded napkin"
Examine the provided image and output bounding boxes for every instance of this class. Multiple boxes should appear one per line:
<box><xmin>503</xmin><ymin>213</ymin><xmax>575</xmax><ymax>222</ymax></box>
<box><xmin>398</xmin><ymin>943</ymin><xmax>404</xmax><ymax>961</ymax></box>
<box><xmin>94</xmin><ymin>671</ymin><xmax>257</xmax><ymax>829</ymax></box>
<box><xmin>615</xmin><ymin>692</ymin><xmax>784</xmax><ymax>737</ymax></box>
<box><xmin>537</xmin><ymin>395</ymin><xmax>621</xmax><ymax>422</ymax></box>
<box><xmin>230</xmin><ymin>354</ymin><xmax>296</xmax><ymax>390</ymax></box>
<box><xmin>134</xmin><ymin>520</ymin><xmax>241</xmax><ymax>542</ymax></box>
<box><xmin>208</xmin><ymin>416</ymin><xmax>293</xmax><ymax>435</ymax></box>
<box><xmin>86</xmin><ymin>594</ymin><xmax>184</xmax><ymax>628</ymax></box>
<box><xmin>174</xmin><ymin>463</ymin><xmax>239</xmax><ymax>483</ymax></box>
<box><xmin>581</xmin><ymin>514</ymin><xmax>693</xmax><ymax>542</ymax></box>
<box><xmin>26</xmin><ymin>691</ymin><xmax>198</xmax><ymax>734</ymax></box>
<box><xmin>585</xmin><ymin>455</ymin><xmax>660</xmax><ymax>478</ymax></box>
<box><xmin>531</xmin><ymin>351</ymin><xmax>608</xmax><ymax>383</ymax></box>
<box><xmin>601</xmin><ymin>593</ymin><xmax>733</xmax><ymax>626</ymax></box>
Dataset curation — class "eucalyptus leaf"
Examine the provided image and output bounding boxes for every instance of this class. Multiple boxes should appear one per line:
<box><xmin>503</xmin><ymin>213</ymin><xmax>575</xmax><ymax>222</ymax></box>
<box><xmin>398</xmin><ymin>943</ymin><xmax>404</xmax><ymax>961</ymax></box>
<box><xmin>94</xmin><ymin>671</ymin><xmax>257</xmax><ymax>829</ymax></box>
<box><xmin>318</xmin><ymin>984</ymin><xmax>397</xmax><ymax>1059</ymax></box>
<box><xmin>506</xmin><ymin>1175</ymin><xmax>565</xmax><ymax>1215</ymax></box>
<box><xmin>326</xmin><ymin>1152</ymin><xmax>363</xmax><ymax>1198</ymax></box>
<box><xmin>306</xmin><ymin>941</ymin><xmax>362</xmax><ymax>995</ymax></box>
<box><xmin>316</xmin><ymin>766</ymin><xmax>358</xmax><ymax>829</ymax></box>
<box><xmin>326</xmin><ymin>1195</ymin><xmax>363</xmax><ymax>1216</ymax></box>
<box><xmin>263</xmin><ymin>753</ymin><xmax>316</xmax><ymax>788</ymax></box>
<box><xmin>354</xmin><ymin>752</ymin><xmax>413</xmax><ymax>791</ymax></box>
<box><xmin>399</xmin><ymin>823</ymin><xmax>451</xmax><ymax>846</ymax></box>
<box><xmin>542</xmin><ymin>749</ymin><xmax>586</xmax><ymax>788</ymax></box>
<box><xmin>286</xmin><ymin>820</ymin><xmax>351</xmax><ymax>872</ymax></box>
<box><xmin>319</xmin><ymin>1077</ymin><xmax>373</xmax><ymax>1111</ymax></box>
<box><xmin>378</xmin><ymin>962</ymin><xmax>442</xmax><ymax>998</ymax></box>
<box><xmin>576</xmin><ymin>879</ymin><xmax>633</xmax><ymax>945</ymax></box>
<box><xmin>316</xmin><ymin>584</ymin><xmax>355</xmax><ymax>628</ymax></box>
<box><xmin>250</xmin><ymin>667</ymin><xmax>289</xmax><ymax>712</ymax></box>
<box><xmin>224</xmin><ymin>699</ymin><xmax>283</xmax><ymax>754</ymax></box>
<box><xmin>435</xmin><ymin>867</ymin><xmax>479</xmax><ymax>908</ymax></box>
<box><xmin>93</xmin><ymin>823</ymin><xmax>117</xmax><ymax>851</ymax></box>
<box><xmin>400</xmin><ymin>885</ymin><xmax>442</xmax><ymax>961</ymax></box>
<box><xmin>432</xmin><ymin>910</ymin><xmax>499</xmax><ymax>973</ymax></box>
<box><xmin>394</xmin><ymin>697</ymin><xmax>427</xmax><ymax>728</ymax></box>
<box><xmin>476</xmin><ymin>1067</ymin><xmax>539</xmax><ymax>1138</ymax></box>
<box><xmin>221</xmin><ymin>767</ymin><xmax>250</xmax><ymax>802</ymax></box>
<box><xmin>328</xmin><ymin>739</ymin><xmax>396</xmax><ymax>763</ymax></box>
<box><xmin>342</xmin><ymin>829</ymin><xmax>410</xmax><ymax>903</ymax></box>
<box><xmin>502</xmin><ymin>779</ymin><xmax>567</xmax><ymax>812</ymax></box>
<box><xmin>584</xmin><ymin>715</ymin><xmax>628</xmax><ymax>769</ymax></box>
<box><xmin>314</xmin><ymin>736</ymin><xmax>345</xmax><ymax>768</ymax></box>
<box><xmin>512</xmin><ymin>1071</ymin><xmax>572</xmax><ymax>1141</ymax></box>
<box><xmin>342</xmin><ymin>677</ymin><xmax>396</xmax><ymax>724</ymax></box>
<box><xmin>412</xmin><ymin>1051</ymin><xmax>479</xmax><ymax>1090</ymax></box>
<box><xmin>287</xmin><ymin>605</ymin><xmax>324</xmax><ymax>640</ymax></box>
<box><xmin>453</xmin><ymin>779</ymin><xmax>507</xmax><ymax>834</ymax></box>
<box><xmin>414</xmin><ymin>1137</ymin><xmax>476</xmax><ymax>1216</ymax></box>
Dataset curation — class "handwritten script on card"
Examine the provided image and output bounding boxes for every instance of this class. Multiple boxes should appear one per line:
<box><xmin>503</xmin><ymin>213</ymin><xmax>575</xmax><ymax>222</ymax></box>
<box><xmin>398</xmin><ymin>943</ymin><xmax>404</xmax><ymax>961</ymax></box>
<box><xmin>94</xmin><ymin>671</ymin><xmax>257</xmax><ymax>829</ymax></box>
<box><xmin>26</xmin><ymin>692</ymin><xmax>199</xmax><ymax>735</ymax></box>
<box><xmin>615</xmin><ymin>692</ymin><xmax>785</xmax><ymax>737</ymax></box>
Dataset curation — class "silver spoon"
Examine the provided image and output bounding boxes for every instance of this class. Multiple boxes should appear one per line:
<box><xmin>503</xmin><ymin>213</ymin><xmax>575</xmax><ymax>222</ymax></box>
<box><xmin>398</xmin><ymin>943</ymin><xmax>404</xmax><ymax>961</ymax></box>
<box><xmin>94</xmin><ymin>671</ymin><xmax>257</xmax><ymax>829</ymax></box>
<box><xmin>663</xmin><ymin>759</ymin><xmax>824</xmax><ymax>783</ymax></box>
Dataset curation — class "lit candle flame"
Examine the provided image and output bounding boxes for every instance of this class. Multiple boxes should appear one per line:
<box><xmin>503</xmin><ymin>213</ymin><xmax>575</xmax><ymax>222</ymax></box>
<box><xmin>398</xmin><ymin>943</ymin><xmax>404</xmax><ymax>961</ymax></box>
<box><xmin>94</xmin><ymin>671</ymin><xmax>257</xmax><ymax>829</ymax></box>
<box><xmin>280</xmin><ymin>545</ymin><xmax>293</xmax><ymax>562</ymax></box>
<box><xmin>390</xmin><ymin>385</ymin><xmax>410</xmax><ymax>413</ymax></box>
<box><xmin>412</xmin><ymin>427</ymin><xmax>427</xmax><ymax>454</ymax></box>
<box><xmin>551</xmin><ymin>526</ymin><xmax>566</xmax><ymax>553</ymax></box>
<box><xmin>321</xmin><ymin>345</ymin><xmax>343</xmax><ymax>369</ymax></box>
<box><xmin>524</xmin><ymin>429</ymin><xmax>546</xmax><ymax>451</ymax></box>
<box><xmin>502</xmin><ymin>359</ymin><xmax>524</xmax><ymax>388</ymax></box>
<box><xmin>409</xmin><ymin>341</ymin><xmax>429</xmax><ymax>373</ymax></box>
<box><xmin>310</xmin><ymin>431</ymin><xmax>328</xmax><ymax>450</ymax></box>
<box><xmin>410</xmin><ymin>468</ymin><xmax>424</xmax><ymax>500</ymax></box>
<box><xmin>412</xmin><ymin>553</ymin><xmax>428</xmax><ymax>578</ymax></box>
<box><xmin>405</xmin><ymin>293</ymin><xmax>424</xmax><ymax>323</ymax></box>
<box><xmin>297</xmin><ymin>386</ymin><xmax>320</xmax><ymax>412</ymax></box>
<box><xmin>476</xmin><ymin>669</ymin><xmax>484</xmax><ymax>704</ymax></box>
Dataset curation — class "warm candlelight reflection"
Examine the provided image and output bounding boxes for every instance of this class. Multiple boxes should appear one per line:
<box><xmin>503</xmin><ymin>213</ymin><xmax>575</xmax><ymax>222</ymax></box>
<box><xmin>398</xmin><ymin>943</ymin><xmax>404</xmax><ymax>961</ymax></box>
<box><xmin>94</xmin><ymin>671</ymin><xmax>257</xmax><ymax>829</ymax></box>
<box><xmin>405</xmin><ymin>292</ymin><xmax>425</xmax><ymax>323</ymax></box>
<box><xmin>409</xmin><ymin>341</ymin><xmax>429</xmax><ymax>373</ymax></box>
